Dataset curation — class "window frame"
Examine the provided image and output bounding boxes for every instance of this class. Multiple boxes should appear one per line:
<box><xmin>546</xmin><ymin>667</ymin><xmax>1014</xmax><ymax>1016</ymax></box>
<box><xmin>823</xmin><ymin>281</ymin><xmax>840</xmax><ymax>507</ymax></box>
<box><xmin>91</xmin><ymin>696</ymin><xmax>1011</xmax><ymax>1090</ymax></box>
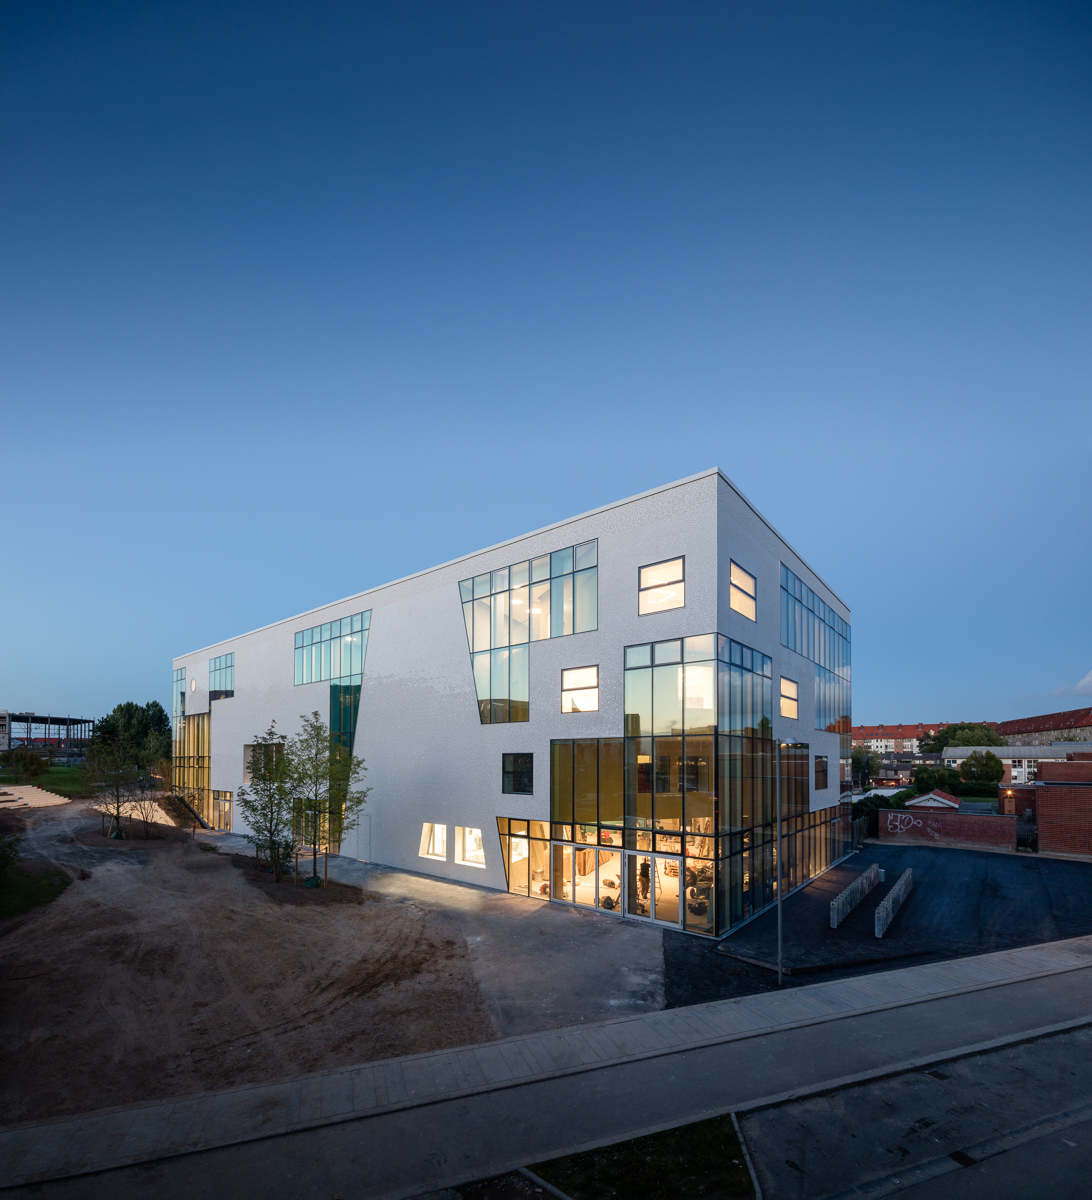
<box><xmin>455</xmin><ymin>826</ymin><xmax>487</xmax><ymax>868</ymax></box>
<box><xmin>418</xmin><ymin>822</ymin><xmax>448</xmax><ymax>861</ymax></box>
<box><xmin>502</xmin><ymin>753</ymin><xmax>534</xmax><ymax>795</ymax></box>
<box><xmin>729</xmin><ymin>561</ymin><xmax>757</xmax><ymax>622</ymax></box>
<box><xmin>780</xmin><ymin>676</ymin><xmax>799</xmax><ymax>720</ymax></box>
<box><xmin>561</xmin><ymin>664</ymin><xmax>600</xmax><ymax>713</ymax></box>
<box><xmin>637</xmin><ymin>556</ymin><xmax>686</xmax><ymax>617</ymax></box>
<box><xmin>814</xmin><ymin>754</ymin><xmax>829</xmax><ymax>790</ymax></box>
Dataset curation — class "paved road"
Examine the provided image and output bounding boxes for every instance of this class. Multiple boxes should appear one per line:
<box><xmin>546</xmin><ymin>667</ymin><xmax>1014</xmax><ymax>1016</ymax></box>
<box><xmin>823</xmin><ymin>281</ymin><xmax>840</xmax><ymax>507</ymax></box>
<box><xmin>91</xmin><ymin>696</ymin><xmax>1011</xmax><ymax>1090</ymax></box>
<box><xmin>2</xmin><ymin>938</ymin><xmax>1090</xmax><ymax>1199</ymax></box>
<box><xmin>742</xmin><ymin>1023</ymin><xmax>1092</xmax><ymax>1198</ymax></box>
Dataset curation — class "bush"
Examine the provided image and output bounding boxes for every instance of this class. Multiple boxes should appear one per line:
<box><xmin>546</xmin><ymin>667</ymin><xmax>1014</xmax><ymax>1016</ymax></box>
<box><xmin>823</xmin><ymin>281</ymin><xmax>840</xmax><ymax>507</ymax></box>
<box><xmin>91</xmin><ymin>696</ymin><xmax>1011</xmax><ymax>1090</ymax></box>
<box><xmin>0</xmin><ymin>749</ymin><xmax>46</xmax><ymax>783</ymax></box>
<box><xmin>0</xmin><ymin>831</ymin><xmax>24</xmax><ymax>877</ymax></box>
<box><xmin>852</xmin><ymin>791</ymin><xmax>908</xmax><ymax>837</ymax></box>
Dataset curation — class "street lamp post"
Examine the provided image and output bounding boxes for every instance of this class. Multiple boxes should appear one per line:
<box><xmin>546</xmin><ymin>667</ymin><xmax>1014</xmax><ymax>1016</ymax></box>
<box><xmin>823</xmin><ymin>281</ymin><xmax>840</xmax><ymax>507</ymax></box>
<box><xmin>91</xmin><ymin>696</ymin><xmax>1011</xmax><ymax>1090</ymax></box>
<box><xmin>776</xmin><ymin>740</ymin><xmax>783</xmax><ymax>988</ymax></box>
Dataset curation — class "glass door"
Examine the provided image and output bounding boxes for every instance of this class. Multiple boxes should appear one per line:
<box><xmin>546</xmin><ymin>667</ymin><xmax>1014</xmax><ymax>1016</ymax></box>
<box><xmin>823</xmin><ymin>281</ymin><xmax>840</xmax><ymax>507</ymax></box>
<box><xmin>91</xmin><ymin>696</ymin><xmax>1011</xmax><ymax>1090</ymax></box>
<box><xmin>625</xmin><ymin>852</ymin><xmax>681</xmax><ymax>925</ymax></box>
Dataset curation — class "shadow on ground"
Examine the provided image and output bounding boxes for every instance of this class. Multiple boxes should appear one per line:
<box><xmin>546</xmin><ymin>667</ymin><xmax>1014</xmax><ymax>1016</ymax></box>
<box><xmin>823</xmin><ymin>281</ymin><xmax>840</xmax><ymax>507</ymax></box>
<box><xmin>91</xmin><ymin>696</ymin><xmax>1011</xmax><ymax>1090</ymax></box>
<box><xmin>663</xmin><ymin>843</ymin><xmax>1092</xmax><ymax>1008</ymax></box>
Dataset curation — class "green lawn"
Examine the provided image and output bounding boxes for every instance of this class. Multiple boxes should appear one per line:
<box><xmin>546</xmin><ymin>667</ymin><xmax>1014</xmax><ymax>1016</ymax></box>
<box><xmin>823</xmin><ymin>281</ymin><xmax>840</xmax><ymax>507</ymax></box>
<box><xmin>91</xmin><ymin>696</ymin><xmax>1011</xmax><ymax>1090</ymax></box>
<box><xmin>0</xmin><ymin>764</ymin><xmax>89</xmax><ymax>798</ymax></box>
<box><xmin>530</xmin><ymin>1113</ymin><xmax>756</xmax><ymax>1200</ymax></box>
<box><xmin>0</xmin><ymin>863</ymin><xmax>71</xmax><ymax>920</ymax></box>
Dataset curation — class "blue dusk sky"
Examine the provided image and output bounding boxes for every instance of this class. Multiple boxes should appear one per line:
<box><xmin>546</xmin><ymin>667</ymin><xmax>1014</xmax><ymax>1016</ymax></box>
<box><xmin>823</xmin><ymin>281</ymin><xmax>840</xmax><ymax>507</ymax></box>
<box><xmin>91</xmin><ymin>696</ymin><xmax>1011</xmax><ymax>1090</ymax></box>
<box><xmin>1</xmin><ymin>1</ymin><xmax>1089</xmax><ymax>727</ymax></box>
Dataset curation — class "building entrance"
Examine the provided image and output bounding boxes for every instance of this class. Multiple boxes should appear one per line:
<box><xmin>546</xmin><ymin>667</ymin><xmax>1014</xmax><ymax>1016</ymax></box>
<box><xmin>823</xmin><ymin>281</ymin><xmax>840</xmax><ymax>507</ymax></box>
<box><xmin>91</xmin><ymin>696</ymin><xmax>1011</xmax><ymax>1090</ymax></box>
<box><xmin>624</xmin><ymin>852</ymin><xmax>681</xmax><ymax>925</ymax></box>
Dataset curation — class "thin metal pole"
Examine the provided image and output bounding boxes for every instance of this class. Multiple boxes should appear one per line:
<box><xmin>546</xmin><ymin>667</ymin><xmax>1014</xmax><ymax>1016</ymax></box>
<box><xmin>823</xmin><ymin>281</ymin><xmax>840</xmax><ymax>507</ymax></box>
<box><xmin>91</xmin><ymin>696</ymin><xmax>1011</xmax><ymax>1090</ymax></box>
<box><xmin>776</xmin><ymin>741</ymin><xmax>783</xmax><ymax>988</ymax></box>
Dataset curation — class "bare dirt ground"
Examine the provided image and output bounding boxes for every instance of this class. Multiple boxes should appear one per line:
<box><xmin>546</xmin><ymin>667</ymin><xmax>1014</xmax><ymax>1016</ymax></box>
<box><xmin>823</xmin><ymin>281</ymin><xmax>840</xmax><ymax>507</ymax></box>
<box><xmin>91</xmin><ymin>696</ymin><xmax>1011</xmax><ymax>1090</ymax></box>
<box><xmin>0</xmin><ymin>802</ymin><xmax>495</xmax><ymax>1126</ymax></box>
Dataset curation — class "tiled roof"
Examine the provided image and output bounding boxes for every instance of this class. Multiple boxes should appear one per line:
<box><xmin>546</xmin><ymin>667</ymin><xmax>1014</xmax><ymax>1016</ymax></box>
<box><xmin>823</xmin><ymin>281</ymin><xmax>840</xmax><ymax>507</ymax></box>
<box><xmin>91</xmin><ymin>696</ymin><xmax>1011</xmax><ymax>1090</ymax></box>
<box><xmin>996</xmin><ymin>707</ymin><xmax>1092</xmax><ymax>736</ymax></box>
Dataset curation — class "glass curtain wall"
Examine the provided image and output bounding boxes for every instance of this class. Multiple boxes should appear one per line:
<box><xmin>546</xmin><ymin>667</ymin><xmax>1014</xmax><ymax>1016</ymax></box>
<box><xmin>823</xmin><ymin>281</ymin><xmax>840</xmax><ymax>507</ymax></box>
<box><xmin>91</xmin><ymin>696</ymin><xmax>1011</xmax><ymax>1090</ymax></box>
<box><xmin>780</xmin><ymin>564</ymin><xmax>853</xmax><ymax>793</ymax></box>
<box><xmin>294</xmin><ymin>611</ymin><xmax>371</xmax><ymax>754</ymax></box>
<box><xmin>175</xmin><ymin>711</ymin><xmax>211</xmax><ymax>824</ymax></box>
<box><xmin>459</xmin><ymin>540</ymin><xmax>598</xmax><ymax>724</ymax></box>
<box><xmin>534</xmin><ymin>634</ymin><xmax>849</xmax><ymax>937</ymax></box>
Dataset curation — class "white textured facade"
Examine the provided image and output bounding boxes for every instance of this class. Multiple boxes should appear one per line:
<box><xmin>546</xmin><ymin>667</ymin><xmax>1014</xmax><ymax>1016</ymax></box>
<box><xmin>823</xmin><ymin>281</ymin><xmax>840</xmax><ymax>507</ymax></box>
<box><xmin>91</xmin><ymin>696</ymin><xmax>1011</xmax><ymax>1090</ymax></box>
<box><xmin>172</xmin><ymin>469</ymin><xmax>851</xmax><ymax>931</ymax></box>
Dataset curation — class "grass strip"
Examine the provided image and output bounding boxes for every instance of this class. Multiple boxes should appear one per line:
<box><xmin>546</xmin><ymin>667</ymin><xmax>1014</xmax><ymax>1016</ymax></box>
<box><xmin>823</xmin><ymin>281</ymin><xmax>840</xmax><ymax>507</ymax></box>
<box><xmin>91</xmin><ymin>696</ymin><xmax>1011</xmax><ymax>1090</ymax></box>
<box><xmin>0</xmin><ymin>865</ymin><xmax>71</xmax><ymax>920</ymax></box>
<box><xmin>0</xmin><ymin>765</ymin><xmax>90</xmax><ymax>798</ymax></box>
<box><xmin>529</xmin><ymin>1112</ymin><xmax>756</xmax><ymax>1199</ymax></box>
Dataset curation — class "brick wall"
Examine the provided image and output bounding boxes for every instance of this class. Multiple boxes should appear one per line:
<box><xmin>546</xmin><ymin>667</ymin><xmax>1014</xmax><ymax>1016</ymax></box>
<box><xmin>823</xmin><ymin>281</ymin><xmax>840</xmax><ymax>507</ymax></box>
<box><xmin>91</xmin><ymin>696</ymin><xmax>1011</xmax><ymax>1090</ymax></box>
<box><xmin>1038</xmin><ymin>760</ymin><xmax>1092</xmax><ymax>783</ymax></box>
<box><xmin>877</xmin><ymin>808</ymin><xmax>1016</xmax><ymax>848</ymax></box>
<box><xmin>1001</xmin><ymin>785</ymin><xmax>1037</xmax><ymax>818</ymax></box>
<box><xmin>1036</xmin><ymin>784</ymin><xmax>1092</xmax><ymax>856</ymax></box>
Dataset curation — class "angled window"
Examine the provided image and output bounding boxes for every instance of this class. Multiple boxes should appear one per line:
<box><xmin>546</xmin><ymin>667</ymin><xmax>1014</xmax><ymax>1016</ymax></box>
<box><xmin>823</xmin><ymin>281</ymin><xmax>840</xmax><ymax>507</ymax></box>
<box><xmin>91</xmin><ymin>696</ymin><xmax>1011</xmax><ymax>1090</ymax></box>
<box><xmin>729</xmin><ymin>562</ymin><xmax>756</xmax><ymax>621</ymax></box>
<box><xmin>638</xmin><ymin>557</ymin><xmax>684</xmax><ymax>615</ymax></box>
<box><xmin>780</xmin><ymin>677</ymin><xmax>799</xmax><ymax>720</ymax></box>
<box><xmin>455</xmin><ymin>826</ymin><xmax>486</xmax><ymax>868</ymax></box>
<box><xmin>815</xmin><ymin>755</ymin><xmax>829</xmax><ymax>790</ymax></box>
<box><xmin>419</xmin><ymin>822</ymin><xmax>447</xmax><ymax>860</ymax></box>
<box><xmin>209</xmin><ymin>653</ymin><xmax>235</xmax><ymax>700</ymax></box>
<box><xmin>503</xmin><ymin>753</ymin><xmax>534</xmax><ymax>795</ymax></box>
<box><xmin>562</xmin><ymin>666</ymin><xmax>599</xmax><ymax>713</ymax></box>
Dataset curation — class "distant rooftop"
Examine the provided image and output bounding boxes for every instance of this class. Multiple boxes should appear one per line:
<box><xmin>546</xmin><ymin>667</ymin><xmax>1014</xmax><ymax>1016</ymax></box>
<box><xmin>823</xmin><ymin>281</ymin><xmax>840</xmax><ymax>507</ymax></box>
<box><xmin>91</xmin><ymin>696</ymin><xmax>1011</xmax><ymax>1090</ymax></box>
<box><xmin>996</xmin><ymin>707</ymin><xmax>1092</xmax><ymax>736</ymax></box>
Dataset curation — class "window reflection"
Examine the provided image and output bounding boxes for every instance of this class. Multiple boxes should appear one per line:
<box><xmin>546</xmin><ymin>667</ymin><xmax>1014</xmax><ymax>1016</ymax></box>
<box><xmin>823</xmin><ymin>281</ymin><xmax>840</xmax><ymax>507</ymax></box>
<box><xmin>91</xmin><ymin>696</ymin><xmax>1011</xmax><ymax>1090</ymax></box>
<box><xmin>638</xmin><ymin>557</ymin><xmax>685</xmax><ymax>615</ymax></box>
<box><xmin>461</xmin><ymin>541</ymin><xmax>596</xmax><ymax>724</ymax></box>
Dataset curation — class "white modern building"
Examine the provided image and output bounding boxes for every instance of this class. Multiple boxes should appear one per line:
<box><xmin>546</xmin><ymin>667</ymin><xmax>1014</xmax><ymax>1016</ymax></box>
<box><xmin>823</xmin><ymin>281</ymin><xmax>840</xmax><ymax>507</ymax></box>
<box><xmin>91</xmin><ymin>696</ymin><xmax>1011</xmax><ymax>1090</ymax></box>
<box><xmin>171</xmin><ymin>469</ymin><xmax>852</xmax><ymax>938</ymax></box>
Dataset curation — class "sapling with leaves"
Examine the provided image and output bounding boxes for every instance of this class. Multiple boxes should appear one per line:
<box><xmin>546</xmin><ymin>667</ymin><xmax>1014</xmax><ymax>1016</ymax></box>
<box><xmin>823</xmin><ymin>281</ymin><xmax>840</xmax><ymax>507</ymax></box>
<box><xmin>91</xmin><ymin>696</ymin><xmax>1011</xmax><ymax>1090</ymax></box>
<box><xmin>287</xmin><ymin>711</ymin><xmax>369</xmax><ymax>884</ymax></box>
<box><xmin>236</xmin><ymin>723</ymin><xmax>297</xmax><ymax>881</ymax></box>
<box><xmin>82</xmin><ymin>740</ymin><xmax>139</xmax><ymax>837</ymax></box>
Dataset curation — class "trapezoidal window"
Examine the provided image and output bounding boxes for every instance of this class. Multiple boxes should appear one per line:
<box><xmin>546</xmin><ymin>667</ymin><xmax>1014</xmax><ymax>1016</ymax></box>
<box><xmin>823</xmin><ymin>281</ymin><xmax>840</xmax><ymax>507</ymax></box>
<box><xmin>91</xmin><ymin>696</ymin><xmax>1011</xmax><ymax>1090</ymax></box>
<box><xmin>455</xmin><ymin>826</ymin><xmax>486</xmax><ymax>868</ymax></box>
<box><xmin>638</xmin><ymin>557</ymin><xmax>684</xmax><ymax>615</ymax></box>
<box><xmin>729</xmin><ymin>561</ymin><xmax>756</xmax><ymax>621</ymax></box>
<box><xmin>419</xmin><ymin>823</ymin><xmax>447</xmax><ymax>861</ymax></box>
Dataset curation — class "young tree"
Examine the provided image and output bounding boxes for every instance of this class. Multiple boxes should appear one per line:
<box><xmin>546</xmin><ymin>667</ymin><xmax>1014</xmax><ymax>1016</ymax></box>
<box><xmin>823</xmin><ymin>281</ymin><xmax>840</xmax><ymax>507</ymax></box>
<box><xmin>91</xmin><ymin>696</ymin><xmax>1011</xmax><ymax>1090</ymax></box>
<box><xmin>82</xmin><ymin>740</ymin><xmax>139</xmax><ymax>837</ymax></box>
<box><xmin>959</xmin><ymin>750</ymin><xmax>1005</xmax><ymax>784</ymax></box>
<box><xmin>287</xmin><ymin>711</ymin><xmax>370</xmax><ymax>884</ymax></box>
<box><xmin>236</xmin><ymin>723</ymin><xmax>297</xmax><ymax>881</ymax></box>
<box><xmin>851</xmin><ymin>746</ymin><xmax>882</xmax><ymax>788</ymax></box>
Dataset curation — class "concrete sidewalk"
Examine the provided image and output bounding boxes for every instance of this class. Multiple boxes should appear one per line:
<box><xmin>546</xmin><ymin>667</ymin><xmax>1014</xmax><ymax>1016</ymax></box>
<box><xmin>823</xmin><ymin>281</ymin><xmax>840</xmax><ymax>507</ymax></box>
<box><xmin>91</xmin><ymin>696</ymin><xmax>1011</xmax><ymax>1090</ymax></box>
<box><xmin>3</xmin><ymin>935</ymin><xmax>1092</xmax><ymax>1197</ymax></box>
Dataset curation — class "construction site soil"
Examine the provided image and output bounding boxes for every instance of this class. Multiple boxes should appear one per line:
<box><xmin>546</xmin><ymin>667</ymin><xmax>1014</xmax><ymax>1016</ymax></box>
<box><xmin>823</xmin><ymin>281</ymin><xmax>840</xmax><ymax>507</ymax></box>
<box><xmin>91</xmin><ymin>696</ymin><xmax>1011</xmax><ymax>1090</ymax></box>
<box><xmin>0</xmin><ymin>803</ymin><xmax>495</xmax><ymax>1125</ymax></box>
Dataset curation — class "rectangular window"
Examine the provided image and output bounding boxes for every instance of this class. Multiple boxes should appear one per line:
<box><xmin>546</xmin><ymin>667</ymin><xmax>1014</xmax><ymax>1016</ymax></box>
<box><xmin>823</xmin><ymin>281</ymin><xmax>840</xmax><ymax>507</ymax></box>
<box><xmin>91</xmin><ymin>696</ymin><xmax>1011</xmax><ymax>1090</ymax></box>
<box><xmin>209</xmin><ymin>653</ymin><xmax>235</xmax><ymax>700</ymax></box>
<box><xmin>503</xmin><ymin>753</ymin><xmax>534</xmax><ymax>795</ymax></box>
<box><xmin>729</xmin><ymin>562</ymin><xmax>757</xmax><ymax>621</ymax></box>
<box><xmin>638</xmin><ymin>557</ymin><xmax>684</xmax><ymax>615</ymax></box>
<box><xmin>562</xmin><ymin>665</ymin><xmax>600</xmax><ymax>712</ymax></box>
<box><xmin>418</xmin><ymin>823</ymin><xmax>447</xmax><ymax>860</ymax></box>
<box><xmin>455</xmin><ymin>826</ymin><xmax>486</xmax><ymax>868</ymax></box>
<box><xmin>815</xmin><ymin>755</ymin><xmax>829</xmax><ymax>790</ymax></box>
<box><xmin>780</xmin><ymin>677</ymin><xmax>799</xmax><ymax>720</ymax></box>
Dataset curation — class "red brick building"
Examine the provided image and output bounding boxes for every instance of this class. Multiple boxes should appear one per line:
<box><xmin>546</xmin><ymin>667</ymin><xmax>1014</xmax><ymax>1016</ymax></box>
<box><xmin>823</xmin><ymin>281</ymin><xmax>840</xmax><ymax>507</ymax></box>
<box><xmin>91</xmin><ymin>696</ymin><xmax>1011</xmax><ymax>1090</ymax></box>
<box><xmin>1033</xmin><ymin>753</ymin><xmax>1092</xmax><ymax>857</ymax></box>
<box><xmin>996</xmin><ymin>706</ymin><xmax>1092</xmax><ymax>747</ymax></box>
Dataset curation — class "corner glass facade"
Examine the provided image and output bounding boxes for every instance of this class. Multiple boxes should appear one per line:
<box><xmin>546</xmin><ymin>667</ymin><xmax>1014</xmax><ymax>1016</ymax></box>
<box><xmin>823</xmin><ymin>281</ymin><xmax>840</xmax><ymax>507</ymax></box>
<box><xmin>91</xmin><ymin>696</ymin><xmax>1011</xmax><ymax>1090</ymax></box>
<box><xmin>459</xmin><ymin>540</ymin><xmax>598</xmax><ymax>724</ymax></box>
<box><xmin>780</xmin><ymin>564</ymin><xmax>853</xmax><ymax>791</ymax></box>
<box><xmin>172</xmin><ymin>667</ymin><xmax>212</xmax><ymax>824</ymax></box>
<box><xmin>497</xmin><ymin>633</ymin><xmax>849</xmax><ymax>938</ymax></box>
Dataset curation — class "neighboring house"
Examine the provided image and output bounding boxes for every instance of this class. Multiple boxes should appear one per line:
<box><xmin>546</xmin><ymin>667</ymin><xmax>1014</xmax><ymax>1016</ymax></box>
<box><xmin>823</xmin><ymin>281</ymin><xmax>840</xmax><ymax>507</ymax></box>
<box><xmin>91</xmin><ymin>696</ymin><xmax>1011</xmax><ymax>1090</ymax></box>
<box><xmin>996</xmin><ymin>707</ymin><xmax>1092</xmax><ymax>747</ymax></box>
<box><xmin>906</xmin><ymin>790</ymin><xmax>961</xmax><ymax>810</ymax></box>
<box><xmin>941</xmin><ymin>745</ymin><xmax>1069</xmax><ymax>786</ymax></box>
<box><xmin>851</xmin><ymin>723</ymin><xmax>944</xmax><ymax>754</ymax></box>
<box><xmin>171</xmin><ymin>468</ymin><xmax>853</xmax><ymax>940</ymax></box>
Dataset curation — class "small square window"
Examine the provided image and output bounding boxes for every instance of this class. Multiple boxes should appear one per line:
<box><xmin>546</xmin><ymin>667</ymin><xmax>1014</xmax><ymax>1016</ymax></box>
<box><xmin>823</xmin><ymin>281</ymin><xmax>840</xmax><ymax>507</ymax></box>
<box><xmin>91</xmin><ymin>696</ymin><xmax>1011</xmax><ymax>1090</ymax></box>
<box><xmin>418</xmin><ymin>823</ymin><xmax>447</xmax><ymax>860</ymax></box>
<box><xmin>729</xmin><ymin>561</ymin><xmax>756</xmax><ymax>621</ymax></box>
<box><xmin>780</xmin><ymin>677</ymin><xmax>799</xmax><ymax>720</ymax></box>
<box><xmin>638</xmin><ymin>557</ymin><xmax>685</xmax><ymax>615</ymax></box>
<box><xmin>503</xmin><ymin>753</ymin><xmax>534</xmax><ymax>795</ymax></box>
<box><xmin>815</xmin><ymin>755</ymin><xmax>829</xmax><ymax>790</ymax></box>
<box><xmin>562</xmin><ymin>665</ymin><xmax>599</xmax><ymax>712</ymax></box>
<box><xmin>455</xmin><ymin>827</ymin><xmax>486</xmax><ymax>868</ymax></box>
